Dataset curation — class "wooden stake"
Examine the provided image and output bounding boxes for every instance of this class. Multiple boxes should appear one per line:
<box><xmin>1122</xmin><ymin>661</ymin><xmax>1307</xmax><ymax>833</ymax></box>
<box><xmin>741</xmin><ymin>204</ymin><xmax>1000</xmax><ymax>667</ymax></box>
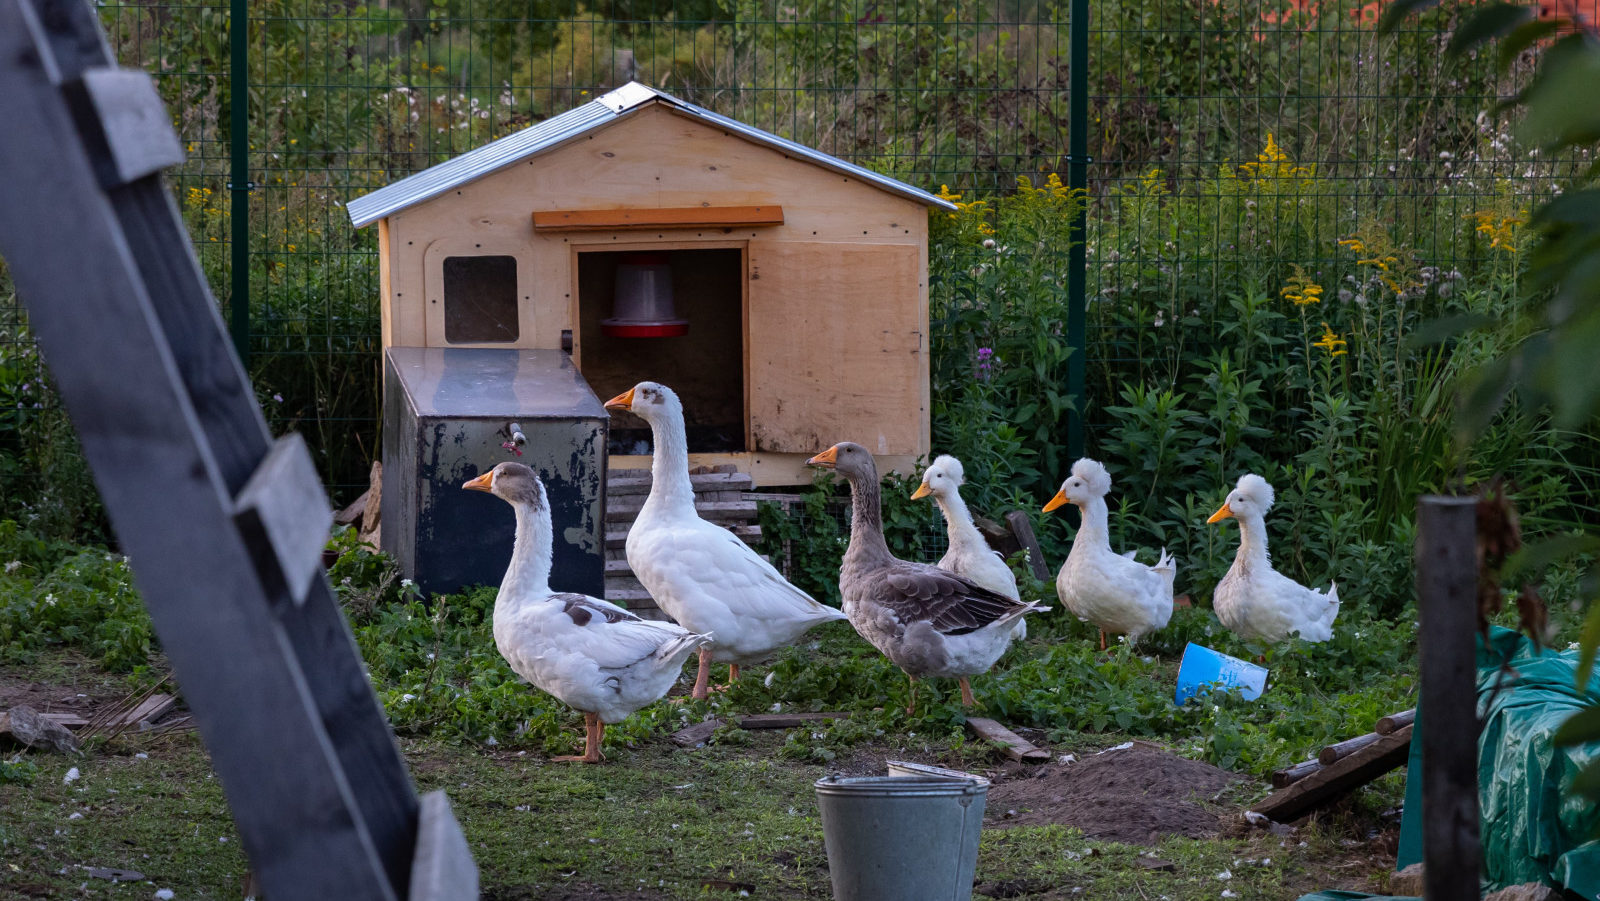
<box><xmin>965</xmin><ymin>717</ymin><xmax>1051</xmax><ymax>762</ymax></box>
<box><xmin>1318</xmin><ymin>732</ymin><xmax>1381</xmax><ymax>765</ymax></box>
<box><xmin>1376</xmin><ymin>708</ymin><xmax>1416</xmax><ymax>735</ymax></box>
<box><xmin>1416</xmin><ymin>496</ymin><xmax>1481</xmax><ymax>901</ymax></box>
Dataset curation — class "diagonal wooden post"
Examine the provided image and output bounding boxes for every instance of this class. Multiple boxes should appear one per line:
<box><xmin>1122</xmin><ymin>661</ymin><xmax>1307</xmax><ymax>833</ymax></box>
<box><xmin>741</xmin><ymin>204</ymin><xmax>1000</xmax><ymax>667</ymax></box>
<box><xmin>0</xmin><ymin>1</ymin><xmax>475</xmax><ymax>897</ymax></box>
<box><xmin>1415</xmin><ymin>495</ymin><xmax>1481</xmax><ymax>901</ymax></box>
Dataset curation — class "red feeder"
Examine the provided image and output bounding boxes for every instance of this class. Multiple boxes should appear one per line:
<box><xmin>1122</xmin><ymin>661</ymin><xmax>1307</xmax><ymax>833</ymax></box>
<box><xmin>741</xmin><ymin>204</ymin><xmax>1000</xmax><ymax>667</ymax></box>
<box><xmin>601</xmin><ymin>252</ymin><xmax>688</xmax><ymax>337</ymax></box>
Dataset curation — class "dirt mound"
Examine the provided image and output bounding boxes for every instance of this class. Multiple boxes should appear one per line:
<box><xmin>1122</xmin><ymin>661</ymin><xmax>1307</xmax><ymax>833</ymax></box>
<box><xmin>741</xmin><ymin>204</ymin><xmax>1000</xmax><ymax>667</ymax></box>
<box><xmin>984</xmin><ymin>743</ymin><xmax>1242</xmax><ymax>845</ymax></box>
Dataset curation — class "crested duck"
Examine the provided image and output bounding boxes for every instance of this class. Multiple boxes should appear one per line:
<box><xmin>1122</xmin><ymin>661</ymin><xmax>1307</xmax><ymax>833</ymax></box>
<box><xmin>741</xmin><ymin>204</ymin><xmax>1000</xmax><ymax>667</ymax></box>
<box><xmin>464</xmin><ymin>462</ymin><xmax>711</xmax><ymax>762</ymax></box>
<box><xmin>1043</xmin><ymin>458</ymin><xmax>1175</xmax><ymax>649</ymax></box>
<box><xmin>913</xmin><ymin>455</ymin><xmax>1022</xmax><ymax>602</ymax></box>
<box><xmin>1206</xmin><ymin>473</ymin><xmax>1339</xmax><ymax>643</ymax></box>
<box><xmin>809</xmin><ymin>442</ymin><xmax>1047</xmax><ymax>713</ymax></box>
<box><xmin>604</xmin><ymin>382</ymin><xmax>847</xmax><ymax>699</ymax></box>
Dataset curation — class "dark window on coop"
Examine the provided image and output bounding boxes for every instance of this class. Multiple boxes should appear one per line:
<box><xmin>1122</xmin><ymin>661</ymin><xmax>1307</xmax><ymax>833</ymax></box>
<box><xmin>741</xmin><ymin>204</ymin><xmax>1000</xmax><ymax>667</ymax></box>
<box><xmin>443</xmin><ymin>255</ymin><xmax>519</xmax><ymax>343</ymax></box>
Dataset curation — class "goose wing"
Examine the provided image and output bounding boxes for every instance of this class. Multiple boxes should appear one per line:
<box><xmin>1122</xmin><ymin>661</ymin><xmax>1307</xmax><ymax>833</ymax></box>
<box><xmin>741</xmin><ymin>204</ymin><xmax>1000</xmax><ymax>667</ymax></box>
<box><xmin>540</xmin><ymin>593</ymin><xmax>700</xmax><ymax>671</ymax></box>
<box><xmin>867</xmin><ymin>560</ymin><xmax>1028</xmax><ymax>635</ymax></box>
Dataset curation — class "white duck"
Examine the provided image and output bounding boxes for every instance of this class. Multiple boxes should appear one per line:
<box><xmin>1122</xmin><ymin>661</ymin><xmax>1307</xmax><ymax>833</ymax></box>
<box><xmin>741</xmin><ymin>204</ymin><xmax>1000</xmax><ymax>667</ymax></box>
<box><xmin>1044</xmin><ymin>458</ymin><xmax>1176</xmax><ymax>649</ymax></box>
<box><xmin>913</xmin><ymin>455</ymin><xmax>1021</xmax><ymax>601</ymax></box>
<box><xmin>605</xmin><ymin>382</ymin><xmax>847</xmax><ymax>699</ymax></box>
<box><xmin>809</xmin><ymin>442</ymin><xmax>1047</xmax><ymax>713</ymax></box>
<box><xmin>1206</xmin><ymin>473</ymin><xmax>1339</xmax><ymax>643</ymax></box>
<box><xmin>464</xmin><ymin>462</ymin><xmax>710</xmax><ymax>762</ymax></box>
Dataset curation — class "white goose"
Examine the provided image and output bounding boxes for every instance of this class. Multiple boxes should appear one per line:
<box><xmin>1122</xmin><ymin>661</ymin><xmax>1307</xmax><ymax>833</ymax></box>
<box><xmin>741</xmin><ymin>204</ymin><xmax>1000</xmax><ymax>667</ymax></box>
<box><xmin>1206</xmin><ymin>473</ymin><xmax>1339</xmax><ymax>643</ymax></box>
<box><xmin>1043</xmin><ymin>458</ymin><xmax>1175</xmax><ymax>649</ymax></box>
<box><xmin>464</xmin><ymin>462</ymin><xmax>710</xmax><ymax>762</ymax></box>
<box><xmin>604</xmin><ymin>382</ymin><xmax>847</xmax><ymax>699</ymax></box>
<box><xmin>809</xmin><ymin>442</ymin><xmax>1047</xmax><ymax>713</ymax></box>
<box><xmin>913</xmin><ymin>455</ymin><xmax>1022</xmax><ymax>602</ymax></box>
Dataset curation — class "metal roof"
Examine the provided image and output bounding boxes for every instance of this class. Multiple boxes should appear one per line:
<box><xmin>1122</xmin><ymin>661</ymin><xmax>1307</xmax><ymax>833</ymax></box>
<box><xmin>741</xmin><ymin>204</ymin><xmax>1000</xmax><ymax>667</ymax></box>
<box><xmin>346</xmin><ymin>82</ymin><xmax>956</xmax><ymax>228</ymax></box>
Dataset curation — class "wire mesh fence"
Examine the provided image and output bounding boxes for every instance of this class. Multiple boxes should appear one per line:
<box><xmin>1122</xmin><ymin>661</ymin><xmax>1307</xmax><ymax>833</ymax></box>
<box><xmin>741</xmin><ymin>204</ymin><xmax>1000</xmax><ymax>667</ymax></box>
<box><xmin>1</xmin><ymin>0</ymin><xmax>1591</xmax><ymax>506</ymax></box>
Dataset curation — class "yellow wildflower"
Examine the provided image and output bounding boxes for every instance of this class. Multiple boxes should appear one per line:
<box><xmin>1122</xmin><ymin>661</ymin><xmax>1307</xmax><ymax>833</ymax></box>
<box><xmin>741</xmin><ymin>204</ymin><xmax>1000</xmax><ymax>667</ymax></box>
<box><xmin>1280</xmin><ymin>264</ymin><xmax>1324</xmax><ymax>306</ymax></box>
<box><xmin>1312</xmin><ymin>323</ymin><xmax>1348</xmax><ymax>356</ymax></box>
<box><xmin>1468</xmin><ymin>210</ymin><xmax>1522</xmax><ymax>252</ymax></box>
<box><xmin>1237</xmin><ymin>133</ymin><xmax>1315</xmax><ymax>181</ymax></box>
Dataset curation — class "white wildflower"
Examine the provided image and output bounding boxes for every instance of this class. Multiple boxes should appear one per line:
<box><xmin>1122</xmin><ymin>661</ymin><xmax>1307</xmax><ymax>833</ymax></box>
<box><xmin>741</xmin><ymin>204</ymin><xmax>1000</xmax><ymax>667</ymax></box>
<box><xmin>3</xmin><ymin>560</ymin><xmax>19</xmax><ymax>573</ymax></box>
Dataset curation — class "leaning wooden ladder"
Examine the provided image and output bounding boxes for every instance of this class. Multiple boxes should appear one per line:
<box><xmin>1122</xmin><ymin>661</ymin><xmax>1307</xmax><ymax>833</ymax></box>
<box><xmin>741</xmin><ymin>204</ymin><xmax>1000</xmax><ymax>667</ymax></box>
<box><xmin>0</xmin><ymin>1</ymin><xmax>476</xmax><ymax>897</ymax></box>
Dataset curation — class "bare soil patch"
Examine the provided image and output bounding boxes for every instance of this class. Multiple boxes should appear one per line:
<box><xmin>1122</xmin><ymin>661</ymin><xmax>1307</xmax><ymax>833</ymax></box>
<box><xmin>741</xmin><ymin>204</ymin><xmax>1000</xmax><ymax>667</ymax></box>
<box><xmin>483</xmin><ymin>883</ymin><xmax>674</xmax><ymax>901</ymax></box>
<box><xmin>985</xmin><ymin>743</ymin><xmax>1243</xmax><ymax>844</ymax></box>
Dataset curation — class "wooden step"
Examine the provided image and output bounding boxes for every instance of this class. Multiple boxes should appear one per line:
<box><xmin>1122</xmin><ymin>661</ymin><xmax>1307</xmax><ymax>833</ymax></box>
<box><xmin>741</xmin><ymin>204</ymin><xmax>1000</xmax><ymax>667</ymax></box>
<box><xmin>606</xmin><ymin>471</ymin><xmax>754</xmax><ymax>497</ymax></box>
<box><xmin>605</xmin><ymin>573</ymin><xmax>647</xmax><ymax>593</ymax></box>
<box><xmin>605</xmin><ymin>523</ymin><xmax>762</xmax><ymax>550</ymax></box>
<box><xmin>604</xmin><ymin>499</ymin><xmax>757</xmax><ymax>524</ymax></box>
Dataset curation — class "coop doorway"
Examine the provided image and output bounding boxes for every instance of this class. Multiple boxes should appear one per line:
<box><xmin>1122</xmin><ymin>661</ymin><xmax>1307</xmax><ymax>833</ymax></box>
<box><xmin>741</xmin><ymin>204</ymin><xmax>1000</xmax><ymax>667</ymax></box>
<box><xmin>575</xmin><ymin>245</ymin><xmax>747</xmax><ymax>456</ymax></box>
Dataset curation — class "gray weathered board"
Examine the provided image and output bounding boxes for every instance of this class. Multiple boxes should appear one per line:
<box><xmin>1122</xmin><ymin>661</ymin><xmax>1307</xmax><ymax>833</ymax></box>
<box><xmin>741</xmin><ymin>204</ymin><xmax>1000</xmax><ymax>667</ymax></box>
<box><xmin>0</xmin><ymin>1</ymin><xmax>475</xmax><ymax>897</ymax></box>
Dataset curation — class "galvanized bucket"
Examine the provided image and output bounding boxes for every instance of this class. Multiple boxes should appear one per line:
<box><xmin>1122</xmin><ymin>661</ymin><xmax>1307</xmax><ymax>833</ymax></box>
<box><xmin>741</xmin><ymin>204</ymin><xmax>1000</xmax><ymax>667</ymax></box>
<box><xmin>814</xmin><ymin>772</ymin><xmax>988</xmax><ymax>901</ymax></box>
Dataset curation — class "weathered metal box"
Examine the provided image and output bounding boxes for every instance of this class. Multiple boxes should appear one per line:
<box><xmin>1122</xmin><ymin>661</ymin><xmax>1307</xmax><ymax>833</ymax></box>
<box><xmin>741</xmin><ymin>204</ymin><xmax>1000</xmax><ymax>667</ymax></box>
<box><xmin>382</xmin><ymin>347</ymin><xmax>607</xmax><ymax>597</ymax></box>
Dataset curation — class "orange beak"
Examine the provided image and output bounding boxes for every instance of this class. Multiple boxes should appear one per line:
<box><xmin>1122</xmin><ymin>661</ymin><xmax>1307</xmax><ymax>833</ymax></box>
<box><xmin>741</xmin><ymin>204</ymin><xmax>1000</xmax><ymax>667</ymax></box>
<box><xmin>911</xmin><ymin>482</ymin><xmax>933</xmax><ymax>500</ymax></box>
<box><xmin>603</xmin><ymin>387</ymin><xmax>635</xmax><ymax>411</ymax></box>
<box><xmin>1206</xmin><ymin>502</ymin><xmax>1234</xmax><ymax>524</ymax></box>
<box><xmin>463</xmin><ymin>471</ymin><xmax>494</xmax><ymax>492</ymax></box>
<box><xmin>1042</xmin><ymin>489</ymin><xmax>1069</xmax><ymax>514</ymax></box>
<box><xmin>806</xmin><ymin>445</ymin><xmax>839</xmax><ymax>468</ymax></box>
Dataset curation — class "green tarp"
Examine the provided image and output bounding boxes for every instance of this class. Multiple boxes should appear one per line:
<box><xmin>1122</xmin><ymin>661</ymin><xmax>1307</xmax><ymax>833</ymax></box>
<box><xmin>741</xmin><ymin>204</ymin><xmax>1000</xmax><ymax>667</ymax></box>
<box><xmin>1473</xmin><ymin>627</ymin><xmax>1600</xmax><ymax>896</ymax></box>
<box><xmin>1387</xmin><ymin>627</ymin><xmax>1600</xmax><ymax>899</ymax></box>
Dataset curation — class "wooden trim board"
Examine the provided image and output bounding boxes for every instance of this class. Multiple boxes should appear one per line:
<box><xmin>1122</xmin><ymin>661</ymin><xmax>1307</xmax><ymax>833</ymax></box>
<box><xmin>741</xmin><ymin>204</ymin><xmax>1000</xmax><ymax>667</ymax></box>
<box><xmin>534</xmin><ymin>206</ymin><xmax>784</xmax><ymax>231</ymax></box>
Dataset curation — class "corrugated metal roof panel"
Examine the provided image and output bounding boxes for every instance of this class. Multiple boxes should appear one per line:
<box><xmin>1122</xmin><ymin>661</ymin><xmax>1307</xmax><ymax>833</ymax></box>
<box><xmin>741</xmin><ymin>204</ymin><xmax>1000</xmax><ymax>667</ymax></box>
<box><xmin>347</xmin><ymin>82</ymin><xmax>955</xmax><ymax>228</ymax></box>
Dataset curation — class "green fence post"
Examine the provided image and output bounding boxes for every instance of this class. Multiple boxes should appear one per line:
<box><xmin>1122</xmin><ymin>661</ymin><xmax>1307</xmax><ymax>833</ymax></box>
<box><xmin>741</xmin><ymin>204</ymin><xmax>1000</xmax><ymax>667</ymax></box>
<box><xmin>227</xmin><ymin>0</ymin><xmax>250</xmax><ymax>366</ymax></box>
<box><xmin>1066</xmin><ymin>0</ymin><xmax>1089</xmax><ymax>461</ymax></box>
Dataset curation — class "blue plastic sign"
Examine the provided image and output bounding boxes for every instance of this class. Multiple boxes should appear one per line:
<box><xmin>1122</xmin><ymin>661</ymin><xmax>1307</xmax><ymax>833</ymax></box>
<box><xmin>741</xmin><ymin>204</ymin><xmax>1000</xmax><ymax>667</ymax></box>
<box><xmin>1174</xmin><ymin>642</ymin><xmax>1268</xmax><ymax>706</ymax></box>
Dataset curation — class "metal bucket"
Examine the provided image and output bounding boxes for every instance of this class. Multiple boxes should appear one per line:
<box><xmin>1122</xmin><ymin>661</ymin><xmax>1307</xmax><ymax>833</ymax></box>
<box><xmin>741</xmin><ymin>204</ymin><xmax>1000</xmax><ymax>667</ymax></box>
<box><xmin>814</xmin><ymin>773</ymin><xmax>988</xmax><ymax>901</ymax></box>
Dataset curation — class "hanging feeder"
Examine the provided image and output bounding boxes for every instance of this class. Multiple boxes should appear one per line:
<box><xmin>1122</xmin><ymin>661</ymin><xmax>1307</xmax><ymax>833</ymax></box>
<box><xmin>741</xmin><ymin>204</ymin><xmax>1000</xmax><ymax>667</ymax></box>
<box><xmin>601</xmin><ymin>252</ymin><xmax>688</xmax><ymax>337</ymax></box>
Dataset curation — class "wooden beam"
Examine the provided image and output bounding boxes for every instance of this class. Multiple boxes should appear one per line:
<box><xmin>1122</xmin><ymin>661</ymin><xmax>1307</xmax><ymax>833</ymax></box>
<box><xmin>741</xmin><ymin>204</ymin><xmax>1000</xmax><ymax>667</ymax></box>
<box><xmin>1003</xmin><ymin>510</ymin><xmax>1052</xmax><ymax>581</ymax></box>
<box><xmin>1416</xmin><ymin>496</ymin><xmax>1481</xmax><ymax>901</ymax></box>
<box><xmin>1376</xmin><ymin>708</ymin><xmax>1417</xmax><ymax>735</ymax></box>
<box><xmin>966</xmin><ymin>717</ymin><xmax>1051</xmax><ymax>762</ymax></box>
<box><xmin>533</xmin><ymin>206</ymin><xmax>784</xmax><ymax>232</ymax></box>
<box><xmin>1319</xmin><ymin>732</ymin><xmax>1381</xmax><ymax>765</ymax></box>
<box><xmin>1250</xmin><ymin>724</ymin><xmax>1412</xmax><ymax>823</ymax></box>
<box><xmin>1271</xmin><ymin>758</ymin><xmax>1324</xmax><ymax>789</ymax></box>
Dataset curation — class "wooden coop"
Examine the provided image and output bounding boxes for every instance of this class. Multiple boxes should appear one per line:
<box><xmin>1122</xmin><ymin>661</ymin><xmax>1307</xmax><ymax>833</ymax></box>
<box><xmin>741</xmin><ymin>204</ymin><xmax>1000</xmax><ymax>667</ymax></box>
<box><xmin>348</xmin><ymin>82</ymin><xmax>953</xmax><ymax>598</ymax></box>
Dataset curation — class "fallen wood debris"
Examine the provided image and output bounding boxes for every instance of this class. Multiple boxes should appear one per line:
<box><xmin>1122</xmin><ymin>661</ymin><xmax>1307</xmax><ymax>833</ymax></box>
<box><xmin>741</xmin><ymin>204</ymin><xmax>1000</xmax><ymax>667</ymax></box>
<box><xmin>1318</xmin><ymin>732</ymin><xmax>1381</xmax><ymax>765</ymax></box>
<box><xmin>1272</xmin><ymin>759</ymin><xmax>1324</xmax><ymax>789</ymax></box>
<box><xmin>1375</xmin><ymin>707</ymin><xmax>1416</xmax><ymax>735</ymax></box>
<box><xmin>965</xmin><ymin>717</ymin><xmax>1051</xmax><ymax>763</ymax></box>
<box><xmin>669</xmin><ymin>712</ymin><xmax>849</xmax><ymax>748</ymax></box>
<box><xmin>1251</xmin><ymin>724</ymin><xmax>1412</xmax><ymax>822</ymax></box>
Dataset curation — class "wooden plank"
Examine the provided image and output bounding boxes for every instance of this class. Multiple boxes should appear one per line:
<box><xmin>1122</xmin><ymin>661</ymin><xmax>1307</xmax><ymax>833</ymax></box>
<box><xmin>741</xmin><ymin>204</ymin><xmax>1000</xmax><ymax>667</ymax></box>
<box><xmin>670</xmin><ymin>719</ymin><xmax>723</xmax><ymax>747</ymax></box>
<box><xmin>1376</xmin><ymin>708</ymin><xmax>1416</xmax><ymax>735</ymax></box>
<box><xmin>115</xmin><ymin>693</ymin><xmax>178</xmax><ymax>729</ymax></box>
<box><xmin>233</xmin><ymin>434</ymin><xmax>336</xmax><ymax>606</ymax></box>
<box><xmin>407</xmin><ymin>791</ymin><xmax>477</xmax><ymax>901</ymax></box>
<box><xmin>735</xmin><ymin>713</ymin><xmax>848</xmax><ymax>729</ymax></box>
<box><xmin>1271</xmin><ymin>758</ymin><xmax>1324</xmax><ymax>789</ymax></box>
<box><xmin>1319</xmin><ymin>732</ymin><xmax>1381</xmax><ymax>765</ymax></box>
<box><xmin>605</xmin><ymin>523</ymin><xmax>762</xmax><ymax>549</ymax></box>
<box><xmin>605</xmin><ymin>499</ymin><xmax>757</xmax><ymax>523</ymax></box>
<box><xmin>1003</xmin><ymin>510</ymin><xmax>1052</xmax><ymax>581</ymax></box>
<box><xmin>534</xmin><ymin>205</ymin><xmax>785</xmax><ymax>231</ymax></box>
<box><xmin>605</xmin><ymin>471</ymin><xmax>755</xmax><ymax>496</ymax></box>
<box><xmin>745</xmin><ymin>242</ymin><xmax>926</xmax><ymax>457</ymax></box>
<box><xmin>605</xmin><ymin>452</ymin><xmax>921</xmax><ymax>489</ymax></box>
<box><xmin>1249</xmin><ymin>724</ymin><xmax>1412</xmax><ymax>823</ymax></box>
<box><xmin>1416</xmin><ymin>496</ymin><xmax>1481</xmax><ymax>901</ymax></box>
<box><xmin>0</xmin><ymin>9</ymin><xmax>419</xmax><ymax>898</ymax></box>
<box><xmin>965</xmin><ymin>717</ymin><xmax>1051</xmax><ymax>762</ymax></box>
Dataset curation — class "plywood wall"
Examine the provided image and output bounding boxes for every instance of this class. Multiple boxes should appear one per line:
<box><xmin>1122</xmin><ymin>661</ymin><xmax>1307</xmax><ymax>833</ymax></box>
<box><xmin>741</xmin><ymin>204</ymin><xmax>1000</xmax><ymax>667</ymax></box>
<box><xmin>377</xmin><ymin>100</ymin><xmax>932</xmax><ymax>466</ymax></box>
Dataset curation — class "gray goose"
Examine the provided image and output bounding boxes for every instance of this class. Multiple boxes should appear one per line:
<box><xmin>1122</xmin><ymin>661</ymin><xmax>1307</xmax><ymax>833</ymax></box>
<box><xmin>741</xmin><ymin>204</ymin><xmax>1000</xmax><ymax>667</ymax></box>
<box><xmin>807</xmin><ymin>442</ymin><xmax>1047</xmax><ymax>714</ymax></box>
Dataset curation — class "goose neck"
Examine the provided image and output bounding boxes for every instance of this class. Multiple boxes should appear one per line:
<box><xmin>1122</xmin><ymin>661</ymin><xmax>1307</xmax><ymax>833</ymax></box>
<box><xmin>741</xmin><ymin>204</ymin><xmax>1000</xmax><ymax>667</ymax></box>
<box><xmin>1234</xmin><ymin>512</ymin><xmax>1271</xmax><ymax>568</ymax></box>
<box><xmin>500</xmin><ymin>503</ymin><xmax>552</xmax><ymax>607</ymax></box>
<box><xmin>642</xmin><ymin>411</ymin><xmax>696</xmax><ymax>514</ymax></box>
<box><xmin>935</xmin><ymin>489</ymin><xmax>986</xmax><ymax>555</ymax></box>
<box><xmin>1073</xmin><ymin>496</ymin><xmax>1111</xmax><ymax>547</ymax></box>
<box><xmin>844</xmin><ymin>471</ymin><xmax>892</xmax><ymax>566</ymax></box>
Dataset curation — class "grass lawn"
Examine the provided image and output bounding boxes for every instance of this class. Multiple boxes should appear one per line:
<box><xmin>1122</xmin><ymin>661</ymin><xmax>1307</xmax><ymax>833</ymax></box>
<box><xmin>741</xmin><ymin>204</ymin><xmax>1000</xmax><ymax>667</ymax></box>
<box><xmin>2</xmin><ymin>640</ymin><xmax>1412</xmax><ymax>901</ymax></box>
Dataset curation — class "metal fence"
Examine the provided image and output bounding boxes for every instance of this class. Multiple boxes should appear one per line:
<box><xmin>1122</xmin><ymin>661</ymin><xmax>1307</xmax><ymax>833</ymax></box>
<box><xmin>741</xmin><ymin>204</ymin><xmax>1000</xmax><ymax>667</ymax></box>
<box><xmin>2</xmin><ymin>0</ymin><xmax>1587</xmax><ymax>499</ymax></box>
